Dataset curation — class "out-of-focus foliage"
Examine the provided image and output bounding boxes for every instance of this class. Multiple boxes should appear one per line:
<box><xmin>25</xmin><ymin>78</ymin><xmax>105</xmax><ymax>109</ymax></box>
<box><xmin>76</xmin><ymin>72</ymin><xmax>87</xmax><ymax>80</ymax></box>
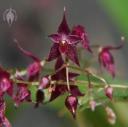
<box><xmin>99</xmin><ymin>0</ymin><xmax>128</xmax><ymax>37</ymax></box>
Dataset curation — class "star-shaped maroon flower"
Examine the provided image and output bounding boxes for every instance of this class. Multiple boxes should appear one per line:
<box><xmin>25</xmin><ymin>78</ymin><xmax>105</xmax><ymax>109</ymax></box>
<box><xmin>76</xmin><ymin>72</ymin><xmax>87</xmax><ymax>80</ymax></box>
<box><xmin>98</xmin><ymin>43</ymin><xmax>123</xmax><ymax>77</ymax></box>
<box><xmin>48</xmin><ymin>8</ymin><xmax>81</xmax><ymax>66</ymax></box>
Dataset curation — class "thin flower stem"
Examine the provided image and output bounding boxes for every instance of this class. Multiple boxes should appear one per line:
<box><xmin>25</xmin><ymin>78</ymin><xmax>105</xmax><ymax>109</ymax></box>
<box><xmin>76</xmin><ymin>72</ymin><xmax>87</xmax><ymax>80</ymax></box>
<box><xmin>14</xmin><ymin>78</ymin><xmax>128</xmax><ymax>90</ymax></box>
<box><xmin>68</xmin><ymin>65</ymin><xmax>108</xmax><ymax>86</ymax></box>
<box><xmin>66</xmin><ymin>66</ymin><xmax>70</xmax><ymax>91</ymax></box>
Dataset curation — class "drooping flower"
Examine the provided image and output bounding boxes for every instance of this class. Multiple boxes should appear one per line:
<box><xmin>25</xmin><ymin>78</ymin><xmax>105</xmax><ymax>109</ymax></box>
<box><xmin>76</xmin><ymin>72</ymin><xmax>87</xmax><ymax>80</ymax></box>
<box><xmin>65</xmin><ymin>95</ymin><xmax>78</xmax><ymax>118</ymax></box>
<box><xmin>14</xmin><ymin>83</ymin><xmax>31</xmax><ymax>107</ymax></box>
<box><xmin>98</xmin><ymin>41</ymin><xmax>123</xmax><ymax>77</ymax></box>
<box><xmin>72</xmin><ymin>25</ymin><xmax>92</xmax><ymax>52</ymax></box>
<box><xmin>105</xmin><ymin>86</ymin><xmax>113</xmax><ymax>100</ymax></box>
<box><xmin>15</xmin><ymin>39</ymin><xmax>42</xmax><ymax>81</ymax></box>
<box><xmin>0</xmin><ymin>67</ymin><xmax>13</xmax><ymax>97</ymax></box>
<box><xmin>48</xmin><ymin>7</ymin><xmax>81</xmax><ymax>65</ymax></box>
<box><xmin>13</xmin><ymin>71</ymin><xmax>31</xmax><ymax>107</ymax></box>
<box><xmin>0</xmin><ymin>100</ymin><xmax>11</xmax><ymax>127</ymax></box>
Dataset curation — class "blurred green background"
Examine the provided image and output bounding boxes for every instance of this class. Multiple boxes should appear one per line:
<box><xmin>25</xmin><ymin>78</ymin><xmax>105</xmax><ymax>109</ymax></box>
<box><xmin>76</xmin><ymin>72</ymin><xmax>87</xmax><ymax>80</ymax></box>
<box><xmin>1</xmin><ymin>0</ymin><xmax>128</xmax><ymax>127</ymax></box>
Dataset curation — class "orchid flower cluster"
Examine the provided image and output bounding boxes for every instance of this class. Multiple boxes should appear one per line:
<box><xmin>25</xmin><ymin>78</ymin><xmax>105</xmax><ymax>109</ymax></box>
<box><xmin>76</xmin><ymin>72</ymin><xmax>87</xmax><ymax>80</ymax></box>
<box><xmin>0</xmin><ymin>7</ymin><xmax>126</xmax><ymax>127</ymax></box>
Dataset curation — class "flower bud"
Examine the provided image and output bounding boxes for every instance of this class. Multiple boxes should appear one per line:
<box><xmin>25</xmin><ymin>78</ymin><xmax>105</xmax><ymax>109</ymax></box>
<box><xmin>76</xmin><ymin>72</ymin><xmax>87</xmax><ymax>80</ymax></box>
<box><xmin>65</xmin><ymin>95</ymin><xmax>78</xmax><ymax>118</ymax></box>
<box><xmin>105</xmin><ymin>106</ymin><xmax>116</xmax><ymax>125</ymax></box>
<box><xmin>89</xmin><ymin>100</ymin><xmax>96</xmax><ymax>111</ymax></box>
<box><xmin>39</xmin><ymin>76</ymin><xmax>50</xmax><ymax>89</ymax></box>
<box><xmin>105</xmin><ymin>86</ymin><xmax>113</xmax><ymax>100</ymax></box>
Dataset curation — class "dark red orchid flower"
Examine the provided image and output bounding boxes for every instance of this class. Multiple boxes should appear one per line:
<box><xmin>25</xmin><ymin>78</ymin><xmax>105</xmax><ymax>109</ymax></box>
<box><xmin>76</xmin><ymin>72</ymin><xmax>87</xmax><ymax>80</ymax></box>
<box><xmin>98</xmin><ymin>43</ymin><xmax>123</xmax><ymax>77</ymax></box>
<box><xmin>65</xmin><ymin>95</ymin><xmax>78</xmax><ymax>118</ymax></box>
<box><xmin>14</xmin><ymin>83</ymin><xmax>31</xmax><ymax>107</ymax></box>
<box><xmin>50</xmin><ymin>85</ymin><xmax>84</xmax><ymax>101</ymax></box>
<box><xmin>0</xmin><ymin>100</ymin><xmax>11</xmax><ymax>127</ymax></box>
<box><xmin>49</xmin><ymin>56</ymin><xmax>83</xmax><ymax>101</ymax></box>
<box><xmin>72</xmin><ymin>25</ymin><xmax>92</xmax><ymax>52</ymax></box>
<box><xmin>15</xmin><ymin>40</ymin><xmax>42</xmax><ymax>81</ymax></box>
<box><xmin>0</xmin><ymin>67</ymin><xmax>13</xmax><ymax>97</ymax></box>
<box><xmin>48</xmin><ymin>8</ymin><xmax>81</xmax><ymax>66</ymax></box>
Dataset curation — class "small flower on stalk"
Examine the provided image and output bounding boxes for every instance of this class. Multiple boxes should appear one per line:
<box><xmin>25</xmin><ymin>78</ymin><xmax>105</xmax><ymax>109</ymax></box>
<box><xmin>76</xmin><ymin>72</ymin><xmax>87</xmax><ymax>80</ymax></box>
<box><xmin>14</xmin><ymin>83</ymin><xmax>31</xmax><ymax>107</ymax></box>
<box><xmin>72</xmin><ymin>25</ymin><xmax>92</xmax><ymax>52</ymax></box>
<box><xmin>105</xmin><ymin>86</ymin><xmax>113</xmax><ymax>100</ymax></box>
<box><xmin>0</xmin><ymin>100</ymin><xmax>11</xmax><ymax>127</ymax></box>
<box><xmin>89</xmin><ymin>99</ymin><xmax>96</xmax><ymax>111</ymax></box>
<box><xmin>98</xmin><ymin>39</ymin><xmax>124</xmax><ymax>77</ymax></box>
<box><xmin>39</xmin><ymin>76</ymin><xmax>50</xmax><ymax>89</ymax></box>
<box><xmin>65</xmin><ymin>95</ymin><xmax>78</xmax><ymax>118</ymax></box>
<box><xmin>15</xmin><ymin>39</ymin><xmax>42</xmax><ymax>81</ymax></box>
<box><xmin>0</xmin><ymin>67</ymin><xmax>13</xmax><ymax>97</ymax></box>
<box><xmin>48</xmin><ymin>7</ymin><xmax>81</xmax><ymax>65</ymax></box>
<box><xmin>105</xmin><ymin>106</ymin><xmax>116</xmax><ymax>125</ymax></box>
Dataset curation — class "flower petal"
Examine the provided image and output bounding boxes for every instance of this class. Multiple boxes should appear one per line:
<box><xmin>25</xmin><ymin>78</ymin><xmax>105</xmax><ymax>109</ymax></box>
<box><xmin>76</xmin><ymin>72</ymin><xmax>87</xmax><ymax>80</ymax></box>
<box><xmin>70</xmin><ymin>85</ymin><xmax>84</xmax><ymax>96</ymax></box>
<box><xmin>72</xmin><ymin>25</ymin><xmax>92</xmax><ymax>52</ymax></box>
<box><xmin>99</xmin><ymin>48</ymin><xmax>115</xmax><ymax>77</ymax></box>
<box><xmin>69</xmin><ymin>73</ymin><xmax>79</xmax><ymax>80</ymax></box>
<box><xmin>48</xmin><ymin>34</ymin><xmax>61</xmax><ymax>43</ymax></box>
<box><xmin>0</xmin><ymin>101</ymin><xmax>11</xmax><ymax>127</ymax></box>
<box><xmin>68</xmin><ymin>35</ymin><xmax>81</xmax><ymax>44</ymax></box>
<box><xmin>0</xmin><ymin>68</ymin><xmax>13</xmax><ymax>97</ymax></box>
<box><xmin>27</xmin><ymin>61</ymin><xmax>42</xmax><ymax>81</ymax></box>
<box><xmin>58</xmin><ymin>7</ymin><xmax>70</xmax><ymax>34</ymax></box>
<box><xmin>14</xmin><ymin>84</ymin><xmax>31</xmax><ymax>107</ymax></box>
<box><xmin>55</xmin><ymin>56</ymin><xmax>64</xmax><ymax>70</ymax></box>
<box><xmin>50</xmin><ymin>85</ymin><xmax>67</xmax><ymax>101</ymax></box>
<box><xmin>50</xmin><ymin>85</ymin><xmax>83</xmax><ymax>101</ymax></box>
<box><xmin>66</xmin><ymin>45</ymin><xmax>80</xmax><ymax>66</ymax></box>
<box><xmin>47</xmin><ymin>43</ymin><xmax>61</xmax><ymax>61</ymax></box>
<box><xmin>15</xmin><ymin>40</ymin><xmax>40</xmax><ymax>61</ymax></box>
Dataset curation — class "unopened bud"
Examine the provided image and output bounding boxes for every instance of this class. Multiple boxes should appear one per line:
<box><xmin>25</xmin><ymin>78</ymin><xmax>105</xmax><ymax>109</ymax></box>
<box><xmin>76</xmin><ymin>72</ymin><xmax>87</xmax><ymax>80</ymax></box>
<box><xmin>105</xmin><ymin>106</ymin><xmax>116</xmax><ymax>125</ymax></box>
<box><xmin>39</xmin><ymin>76</ymin><xmax>49</xmax><ymax>89</ymax></box>
<box><xmin>89</xmin><ymin>100</ymin><xmax>96</xmax><ymax>111</ymax></box>
<box><xmin>105</xmin><ymin>86</ymin><xmax>113</xmax><ymax>100</ymax></box>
